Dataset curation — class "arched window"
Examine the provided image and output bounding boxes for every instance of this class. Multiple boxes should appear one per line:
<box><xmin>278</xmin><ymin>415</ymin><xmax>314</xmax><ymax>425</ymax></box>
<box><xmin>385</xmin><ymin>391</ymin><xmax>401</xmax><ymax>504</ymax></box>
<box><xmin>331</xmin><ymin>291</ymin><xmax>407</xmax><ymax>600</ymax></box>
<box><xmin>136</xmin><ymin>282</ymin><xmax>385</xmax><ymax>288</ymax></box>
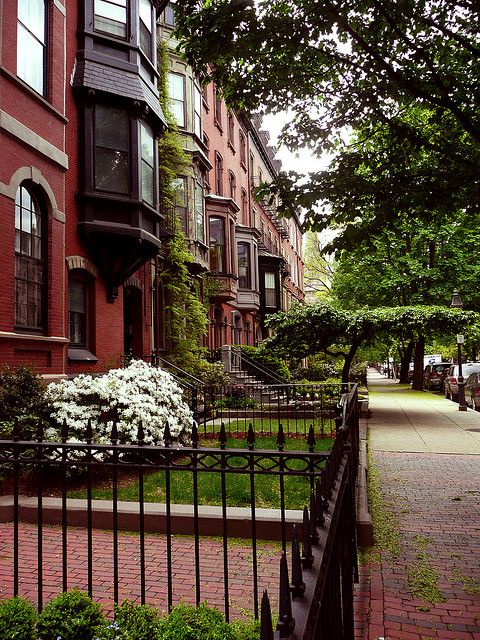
<box><xmin>15</xmin><ymin>184</ymin><xmax>46</xmax><ymax>330</ymax></box>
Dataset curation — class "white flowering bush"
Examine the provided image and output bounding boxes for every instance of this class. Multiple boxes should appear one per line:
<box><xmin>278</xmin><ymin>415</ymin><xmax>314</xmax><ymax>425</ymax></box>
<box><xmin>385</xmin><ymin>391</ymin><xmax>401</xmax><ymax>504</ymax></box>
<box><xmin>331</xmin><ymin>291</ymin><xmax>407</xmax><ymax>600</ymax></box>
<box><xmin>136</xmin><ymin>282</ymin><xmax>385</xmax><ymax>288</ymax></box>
<box><xmin>45</xmin><ymin>360</ymin><xmax>193</xmax><ymax>446</ymax></box>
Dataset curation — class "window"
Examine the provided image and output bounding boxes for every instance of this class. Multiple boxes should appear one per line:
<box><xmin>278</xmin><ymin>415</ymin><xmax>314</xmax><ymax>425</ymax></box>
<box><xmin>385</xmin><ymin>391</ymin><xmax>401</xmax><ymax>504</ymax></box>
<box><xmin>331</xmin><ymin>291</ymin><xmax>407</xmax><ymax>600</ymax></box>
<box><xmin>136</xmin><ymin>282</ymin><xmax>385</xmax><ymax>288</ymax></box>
<box><xmin>164</xmin><ymin>1</ymin><xmax>175</xmax><ymax>26</ymax></box>
<box><xmin>241</xmin><ymin>189</ymin><xmax>248</xmax><ymax>224</ymax></box>
<box><xmin>173</xmin><ymin>177</ymin><xmax>187</xmax><ymax>232</ymax></box>
<box><xmin>228</xmin><ymin>171</ymin><xmax>236</xmax><ymax>201</ymax></box>
<box><xmin>214</xmin><ymin>87</ymin><xmax>222</xmax><ymax>127</ymax></box>
<box><xmin>168</xmin><ymin>73</ymin><xmax>185</xmax><ymax>127</ymax></box>
<box><xmin>139</xmin><ymin>0</ymin><xmax>153</xmax><ymax>60</ymax></box>
<box><xmin>17</xmin><ymin>0</ymin><xmax>46</xmax><ymax>95</ymax></box>
<box><xmin>95</xmin><ymin>105</ymin><xmax>129</xmax><ymax>194</ymax></box>
<box><xmin>94</xmin><ymin>0</ymin><xmax>127</xmax><ymax>38</ymax></box>
<box><xmin>239</xmin><ymin>130</ymin><xmax>247</xmax><ymax>167</ymax></box>
<box><xmin>15</xmin><ymin>185</ymin><xmax>46</xmax><ymax>329</ymax></box>
<box><xmin>237</xmin><ymin>242</ymin><xmax>251</xmax><ymax>289</ymax></box>
<box><xmin>228</xmin><ymin>113</ymin><xmax>235</xmax><ymax>147</ymax></box>
<box><xmin>265</xmin><ymin>272</ymin><xmax>276</xmax><ymax>307</ymax></box>
<box><xmin>68</xmin><ymin>272</ymin><xmax>90</xmax><ymax>347</ymax></box>
<box><xmin>209</xmin><ymin>217</ymin><xmax>225</xmax><ymax>272</ymax></box>
<box><xmin>140</xmin><ymin>121</ymin><xmax>155</xmax><ymax>205</ymax></box>
<box><xmin>195</xmin><ymin>180</ymin><xmax>205</xmax><ymax>243</ymax></box>
<box><xmin>215</xmin><ymin>152</ymin><xmax>223</xmax><ymax>196</ymax></box>
<box><xmin>194</xmin><ymin>83</ymin><xmax>202</xmax><ymax>138</ymax></box>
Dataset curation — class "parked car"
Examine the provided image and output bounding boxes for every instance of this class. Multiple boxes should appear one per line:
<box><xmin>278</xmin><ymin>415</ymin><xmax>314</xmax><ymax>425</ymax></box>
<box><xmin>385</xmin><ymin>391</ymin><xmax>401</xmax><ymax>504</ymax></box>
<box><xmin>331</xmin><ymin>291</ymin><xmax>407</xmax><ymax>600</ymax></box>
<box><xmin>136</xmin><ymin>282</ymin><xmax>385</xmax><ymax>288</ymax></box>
<box><xmin>464</xmin><ymin>372</ymin><xmax>480</xmax><ymax>410</ymax></box>
<box><xmin>423</xmin><ymin>363</ymin><xmax>451</xmax><ymax>390</ymax></box>
<box><xmin>444</xmin><ymin>362</ymin><xmax>480</xmax><ymax>401</ymax></box>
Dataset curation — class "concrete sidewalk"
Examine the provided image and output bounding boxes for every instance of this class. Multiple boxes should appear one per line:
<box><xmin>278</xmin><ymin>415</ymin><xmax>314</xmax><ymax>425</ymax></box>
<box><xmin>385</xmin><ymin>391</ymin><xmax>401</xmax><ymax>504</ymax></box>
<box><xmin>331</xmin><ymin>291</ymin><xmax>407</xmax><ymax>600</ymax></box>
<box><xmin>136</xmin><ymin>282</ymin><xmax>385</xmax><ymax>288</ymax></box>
<box><xmin>368</xmin><ymin>371</ymin><xmax>480</xmax><ymax>455</ymax></box>
<box><xmin>356</xmin><ymin>370</ymin><xmax>480</xmax><ymax>640</ymax></box>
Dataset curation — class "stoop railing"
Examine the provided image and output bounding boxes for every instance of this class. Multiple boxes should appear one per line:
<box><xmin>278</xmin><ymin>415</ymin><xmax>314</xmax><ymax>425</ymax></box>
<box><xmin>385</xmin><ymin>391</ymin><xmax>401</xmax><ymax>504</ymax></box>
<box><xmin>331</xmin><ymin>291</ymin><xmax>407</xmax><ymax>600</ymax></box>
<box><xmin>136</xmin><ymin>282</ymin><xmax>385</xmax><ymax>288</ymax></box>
<box><xmin>0</xmin><ymin>385</ymin><xmax>359</xmax><ymax>638</ymax></box>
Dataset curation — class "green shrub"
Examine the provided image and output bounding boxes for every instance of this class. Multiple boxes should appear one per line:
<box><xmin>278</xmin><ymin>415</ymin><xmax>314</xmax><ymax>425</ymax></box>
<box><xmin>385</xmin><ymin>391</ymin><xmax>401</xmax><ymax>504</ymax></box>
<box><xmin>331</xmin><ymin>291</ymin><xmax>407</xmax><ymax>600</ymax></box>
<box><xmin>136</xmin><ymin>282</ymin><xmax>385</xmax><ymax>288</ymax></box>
<box><xmin>158</xmin><ymin>603</ymin><xmax>235</xmax><ymax>640</ymax></box>
<box><xmin>0</xmin><ymin>596</ymin><xmax>37</xmax><ymax>640</ymax></box>
<box><xmin>229</xmin><ymin>618</ymin><xmax>261</xmax><ymax>640</ymax></box>
<box><xmin>0</xmin><ymin>365</ymin><xmax>48</xmax><ymax>439</ymax></box>
<box><xmin>36</xmin><ymin>590</ymin><xmax>105</xmax><ymax>640</ymax></box>
<box><xmin>215</xmin><ymin>396</ymin><xmax>257</xmax><ymax>409</ymax></box>
<box><xmin>96</xmin><ymin>601</ymin><xmax>161</xmax><ymax>640</ymax></box>
<box><xmin>240</xmin><ymin>346</ymin><xmax>291</xmax><ymax>382</ymax></box>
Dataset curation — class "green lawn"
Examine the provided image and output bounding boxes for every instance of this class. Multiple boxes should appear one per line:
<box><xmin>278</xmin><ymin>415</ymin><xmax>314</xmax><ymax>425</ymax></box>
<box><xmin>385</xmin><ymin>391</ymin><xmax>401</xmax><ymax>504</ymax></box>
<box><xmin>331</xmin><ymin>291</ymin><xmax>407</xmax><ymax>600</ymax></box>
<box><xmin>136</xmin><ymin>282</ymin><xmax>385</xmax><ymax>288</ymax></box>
<box><xmin>69</xmin><ymin>435</ymin><xmax>333</xmax><ymax>510</ymax></box>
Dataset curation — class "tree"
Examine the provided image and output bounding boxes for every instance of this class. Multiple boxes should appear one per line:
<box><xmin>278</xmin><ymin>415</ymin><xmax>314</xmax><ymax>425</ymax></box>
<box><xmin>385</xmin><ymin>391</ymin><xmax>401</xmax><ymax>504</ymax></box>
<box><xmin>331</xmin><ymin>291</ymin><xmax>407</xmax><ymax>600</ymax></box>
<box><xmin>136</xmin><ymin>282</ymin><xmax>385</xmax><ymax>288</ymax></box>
<box><xmin>175</xmin><ymin>2</ymin><xmax>480</xmax><ymax>235</ymax></box>
<box><xmin>266</xmin><ymin>302</ymin><xmax>479</xmax><ymax>384</ymax></box>
<box><xmin>303</xmin><ymin>231</ymin><xmax>335</xmax><ymax>300</ymax></box>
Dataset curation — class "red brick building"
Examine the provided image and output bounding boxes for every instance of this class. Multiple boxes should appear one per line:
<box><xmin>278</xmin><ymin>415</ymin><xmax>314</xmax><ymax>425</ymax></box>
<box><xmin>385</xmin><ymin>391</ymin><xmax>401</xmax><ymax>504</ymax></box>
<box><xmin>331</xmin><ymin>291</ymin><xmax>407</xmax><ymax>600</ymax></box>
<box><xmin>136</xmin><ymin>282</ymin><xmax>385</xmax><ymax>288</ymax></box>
<box><xmin>0</xmin><ymin>1</ymin><xmax>304</xmax><ymax>381</ymax></box>
<box><xmin>1</xmin><ymin>0</ymin><xmax>168</xmax><ymax>379</ymax></box>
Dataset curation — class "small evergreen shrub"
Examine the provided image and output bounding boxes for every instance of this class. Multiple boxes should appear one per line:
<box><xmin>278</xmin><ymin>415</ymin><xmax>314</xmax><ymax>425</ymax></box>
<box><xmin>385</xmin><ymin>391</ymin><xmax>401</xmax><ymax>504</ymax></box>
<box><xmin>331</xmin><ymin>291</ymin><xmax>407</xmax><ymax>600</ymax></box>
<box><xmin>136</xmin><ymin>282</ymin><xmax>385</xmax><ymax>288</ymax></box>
<box><xmin>36</xmin><ymin>589</ymin><xmax>105</xmax><ymax>640</ymax></box>
<box><xmin>157</xmin><ymin>603</ymin><xmax>235</xmax><ymax>640</ymax></box>
<box><xmin>0</xmin><ymin>365</ymin><xmax>48</xmax><ymax>439</ymax></box>
<box><xmin>96</xmin><ymin>601</ymin><xmax>161</xmax><ymax>640</ymax></box>
<box><xmin>0</xmin><ymin>596</ymin><xmax>37</xmax><ymax>640</ymax></box>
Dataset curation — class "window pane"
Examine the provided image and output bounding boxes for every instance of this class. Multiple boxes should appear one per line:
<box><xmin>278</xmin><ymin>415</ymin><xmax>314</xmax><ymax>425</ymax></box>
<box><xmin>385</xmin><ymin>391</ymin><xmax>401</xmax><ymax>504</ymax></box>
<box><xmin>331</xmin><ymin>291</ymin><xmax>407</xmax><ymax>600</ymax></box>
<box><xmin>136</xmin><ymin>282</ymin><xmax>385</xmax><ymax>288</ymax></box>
<box><xmin>141</xmin><ymin>162</ymin><xmax>154</xmax><ymax>205</ymax></box>
<box><xmin>141</xmin><ymin>122</ymin><xmax>154</xmax><ymax>165</ymax></box>
<box><xmin>94</xmin><ymin>0</ymin><xmax>127</xmax><ymax>37</ymax></box>
<box><xmin>95</xmin><ymin>0</ymin><xmax>127</xmax><ymax>21</ymax></box>
<box><xmin>17</xmin><ymin>24</ymin><xmax>44</xmax><ymax>94</ymax></box>
<box><xmin>195</xmin><ymin>182</ymin><xmax>204</xmax><ymax>243</ymax></box>
<box><xmin>238</xmin><ymin>243</ymin><xmax>250</xmax><ymax>289</ymax></box>
<box><xmin>95</xmin><ymin>106</ymin><xmax>129</xmax><ymax>150</ymax></box>
<box><xmin>194</xmin><ymin>85</ymin><xmax>202</xmax><ymax>138</ymax></box>
<box><xmin>164</xmin><ymin>2</ymin><xmax>175</xmax><ymax>25</ymax></box>
<box><xmin>18</xmin><ymin>0</ymin><xmax>45</xmax><ymax>42</ymax></box>
<box><xmin>139</xmin><ymin>0</ymin><xmax>152</xmax><ymax>29</ymax></box>
<box><xmin>209</xmin><ymin>217</ymin><xmax>224</xmax><ymax>271</ymax></box>
<box><xmin>169</xmin><ymin>73</ymin><xmax>184</xmax><ymax>100</ymax></box>
<box><xmin>95</xmin><ymin>149</ymin><xmax>129</xmax><ymax>193</ymax></box>
<box><xmin>265</xmin><ymin>272</ymin><xmax>275</xmax><ymax>289</ymax></box>
<box><xmin>140</xmin><ymin>21</ymin><xmax>152</xmax><ymax>59</ymax></box>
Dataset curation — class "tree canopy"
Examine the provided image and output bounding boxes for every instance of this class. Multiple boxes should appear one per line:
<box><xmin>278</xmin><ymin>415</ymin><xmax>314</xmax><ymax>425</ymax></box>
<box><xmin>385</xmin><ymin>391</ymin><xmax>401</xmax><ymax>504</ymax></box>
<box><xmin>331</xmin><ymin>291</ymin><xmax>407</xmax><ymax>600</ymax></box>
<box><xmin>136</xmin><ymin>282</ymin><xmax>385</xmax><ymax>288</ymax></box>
<box><xmin>265</xmin><ymin>302</ymin><xmax>479</xmax><ymax>381</ymax></box>
<box><xmin>175</xmin><ymin>1</ymin><xmax>480</xmax><ymax>236</ymax></box>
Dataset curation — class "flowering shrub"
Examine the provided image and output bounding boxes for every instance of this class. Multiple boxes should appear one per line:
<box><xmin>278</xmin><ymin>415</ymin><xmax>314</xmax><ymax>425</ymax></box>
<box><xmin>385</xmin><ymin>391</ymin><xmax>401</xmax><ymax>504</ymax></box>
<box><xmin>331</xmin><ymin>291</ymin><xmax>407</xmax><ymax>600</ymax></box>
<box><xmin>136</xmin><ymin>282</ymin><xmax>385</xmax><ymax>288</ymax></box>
<box><xmin>45</xmin><ymin>360</ymin><xmax>193</xmax><ymax>446</ymax></box>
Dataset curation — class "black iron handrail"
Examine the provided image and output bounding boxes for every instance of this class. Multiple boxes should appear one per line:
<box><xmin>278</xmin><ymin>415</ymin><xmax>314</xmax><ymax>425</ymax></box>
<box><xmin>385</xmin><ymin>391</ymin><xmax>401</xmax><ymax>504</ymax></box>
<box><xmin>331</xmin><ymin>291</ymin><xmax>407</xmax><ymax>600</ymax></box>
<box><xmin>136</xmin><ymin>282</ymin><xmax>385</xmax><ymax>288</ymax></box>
<box><xmin>231</xmin><ymin>349</ymin><xmax>287</xmax><ymax>384</ymax></box>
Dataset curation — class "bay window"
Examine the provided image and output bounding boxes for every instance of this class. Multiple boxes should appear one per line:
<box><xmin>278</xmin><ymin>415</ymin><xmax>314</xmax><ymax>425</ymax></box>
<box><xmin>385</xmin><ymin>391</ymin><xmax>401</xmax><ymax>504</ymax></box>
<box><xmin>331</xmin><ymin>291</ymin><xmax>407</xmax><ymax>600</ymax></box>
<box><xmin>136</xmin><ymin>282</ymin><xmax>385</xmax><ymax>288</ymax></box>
<box><xmin>17</xmin><ymin>0</ymin><xmax>46</xmax><ymax>95</ymax></box>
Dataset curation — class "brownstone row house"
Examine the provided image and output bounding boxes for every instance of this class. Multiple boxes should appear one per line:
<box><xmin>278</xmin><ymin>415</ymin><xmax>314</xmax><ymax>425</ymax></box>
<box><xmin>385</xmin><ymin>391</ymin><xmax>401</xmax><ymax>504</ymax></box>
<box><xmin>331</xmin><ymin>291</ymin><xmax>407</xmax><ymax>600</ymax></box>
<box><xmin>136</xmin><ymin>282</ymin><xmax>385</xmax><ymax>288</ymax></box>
<box><xmin>0</xmin><ymin>0</ymin><xmax>304</xmax><ymax>381</ymax></box>
<box><xmin>159</xmin><ymin>5</ymin><xmax>304</xmax><ymax>353</ymax></box>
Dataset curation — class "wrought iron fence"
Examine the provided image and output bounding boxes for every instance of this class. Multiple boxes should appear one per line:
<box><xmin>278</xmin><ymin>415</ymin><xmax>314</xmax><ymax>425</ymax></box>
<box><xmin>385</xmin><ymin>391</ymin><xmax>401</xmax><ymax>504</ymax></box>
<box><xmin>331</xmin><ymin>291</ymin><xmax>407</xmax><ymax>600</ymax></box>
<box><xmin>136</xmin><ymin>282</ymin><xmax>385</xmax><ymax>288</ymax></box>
<box><xmin>197</xmin><ymin>382</ymin><xmax>348</xmax><ymax>440</ymax></box>
<box><xmin>0</xmin><ymin>384</ymin><xmax>359</xmax><ymax>639</ymax></box>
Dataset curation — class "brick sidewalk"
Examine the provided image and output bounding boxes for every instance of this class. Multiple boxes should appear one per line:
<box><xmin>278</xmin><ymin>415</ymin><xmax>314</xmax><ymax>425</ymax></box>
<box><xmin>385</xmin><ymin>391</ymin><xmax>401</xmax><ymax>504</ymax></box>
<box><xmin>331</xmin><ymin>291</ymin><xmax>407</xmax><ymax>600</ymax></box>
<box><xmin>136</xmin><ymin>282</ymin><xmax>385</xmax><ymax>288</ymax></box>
<box><xmin>0</xmin><ymin>523</ymin><xmax>281</xmax><ymax>618</ymax></box>
<box><xmin>355</xmin><ymin>451</ymin><xmax>480</xmax><ymax>640</ymax></box>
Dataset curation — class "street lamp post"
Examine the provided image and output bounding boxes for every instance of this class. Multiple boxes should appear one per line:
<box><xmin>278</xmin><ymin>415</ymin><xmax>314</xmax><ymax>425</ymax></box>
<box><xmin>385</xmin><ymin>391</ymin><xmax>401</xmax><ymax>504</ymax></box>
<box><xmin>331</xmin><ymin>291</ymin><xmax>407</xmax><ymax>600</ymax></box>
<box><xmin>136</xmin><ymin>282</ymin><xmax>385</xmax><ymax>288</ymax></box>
<box><xmin>450</xmin><ymin>289</ymin><xmax>467</xmax><ymax>411</ymax></box>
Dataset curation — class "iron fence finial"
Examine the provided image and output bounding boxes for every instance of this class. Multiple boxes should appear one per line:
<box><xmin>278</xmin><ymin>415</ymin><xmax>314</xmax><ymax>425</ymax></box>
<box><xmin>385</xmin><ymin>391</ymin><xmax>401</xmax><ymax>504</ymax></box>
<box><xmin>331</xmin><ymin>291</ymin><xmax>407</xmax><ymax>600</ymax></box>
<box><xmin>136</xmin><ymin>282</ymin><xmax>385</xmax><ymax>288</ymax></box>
<box><xmin>277</xmin><ymin>552</ymin><xmax>295</xmax><ymax>636</ymax></box>
<box><xmin>301</xmin><ymin>506</ymin><xmax>314</xmax><ymax>569</ymax></box>
<box><xmin>260</xmin><ymin>590</ymin><xmax>274</xmax><ymax>640</ymax></box>
<box><xmin>290</xmin><ymin>525</ymin><xmax>305</xmax><ymax>599</ymax></box>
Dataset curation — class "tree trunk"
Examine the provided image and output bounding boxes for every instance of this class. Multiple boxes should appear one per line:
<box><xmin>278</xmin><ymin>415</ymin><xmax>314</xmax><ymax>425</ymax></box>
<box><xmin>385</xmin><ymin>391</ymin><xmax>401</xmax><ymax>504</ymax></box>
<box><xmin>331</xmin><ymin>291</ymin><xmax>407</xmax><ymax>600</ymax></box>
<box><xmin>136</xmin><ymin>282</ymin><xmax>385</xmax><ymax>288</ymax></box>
<box><xmin>398</xmin><ymin>341</ymin><xmax>414</xmax><ymax>383</ymax></box>
<box><xmin>412</xmin><ymin>336</ymin><xmax>425</xmax><ymax>390</ymax></box>
<box><xmin>341</xmin><ymin>340</ymin><xmax>361</xmax><ymax>384</ymax></box>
